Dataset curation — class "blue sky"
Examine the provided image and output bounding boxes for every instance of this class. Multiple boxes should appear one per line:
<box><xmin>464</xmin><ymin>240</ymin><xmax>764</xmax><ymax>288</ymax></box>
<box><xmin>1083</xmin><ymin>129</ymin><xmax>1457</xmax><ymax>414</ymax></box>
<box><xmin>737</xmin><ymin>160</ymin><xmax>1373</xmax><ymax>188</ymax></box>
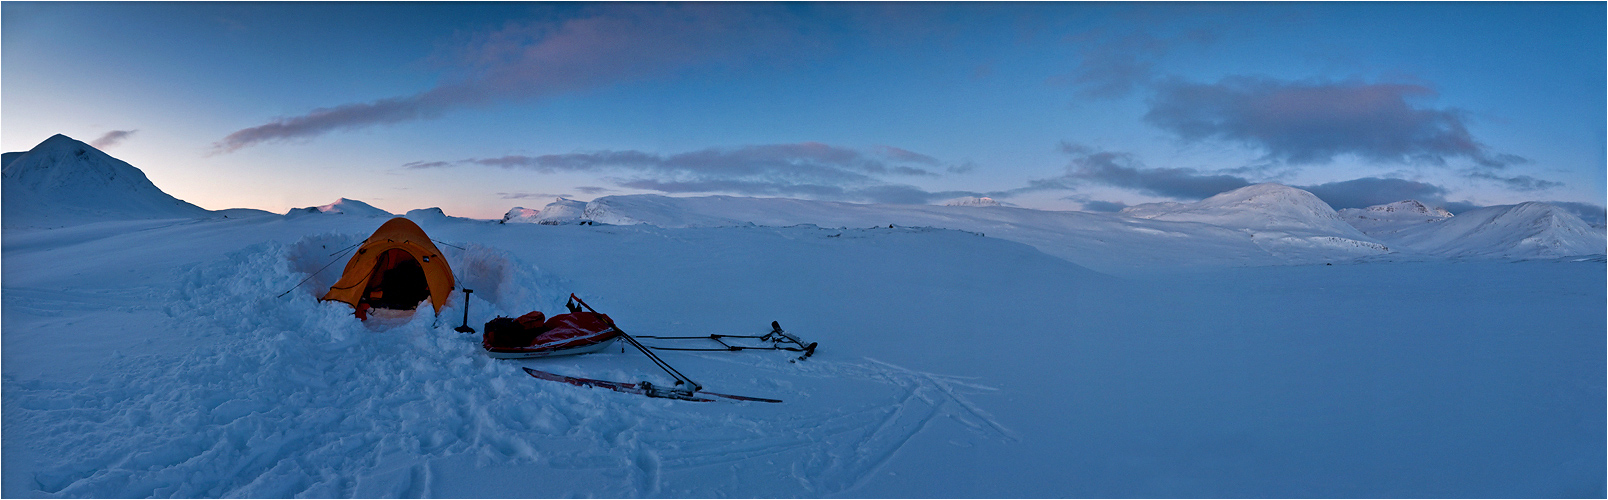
<box><xmin>4</xmin><ymin>2</ymin><xmax>1603</xmax><ymax>219</ymax></box>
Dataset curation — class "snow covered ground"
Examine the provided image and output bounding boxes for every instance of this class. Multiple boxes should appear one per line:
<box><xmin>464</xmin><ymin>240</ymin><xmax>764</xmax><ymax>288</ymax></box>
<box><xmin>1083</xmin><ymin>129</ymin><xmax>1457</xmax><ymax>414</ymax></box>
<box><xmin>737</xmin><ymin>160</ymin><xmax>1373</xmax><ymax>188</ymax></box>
<box><xmin>2</xmin><ymin>136</ymin><xmax>1604</xmax><ymax>497</ymax></box>
<box><xmin>3</xmin><ymin>213</ymin><xmax>1603</xmax><ymax>498</ymax></box>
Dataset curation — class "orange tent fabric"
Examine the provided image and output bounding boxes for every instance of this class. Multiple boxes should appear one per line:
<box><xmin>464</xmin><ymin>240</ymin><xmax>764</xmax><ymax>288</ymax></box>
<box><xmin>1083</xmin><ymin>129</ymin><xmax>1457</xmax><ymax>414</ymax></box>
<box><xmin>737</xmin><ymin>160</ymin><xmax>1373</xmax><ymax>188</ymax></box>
<box><xmin>321</xmin><ymin>217</ymin><xmax>455</xmax><ymax>316</ymax></box>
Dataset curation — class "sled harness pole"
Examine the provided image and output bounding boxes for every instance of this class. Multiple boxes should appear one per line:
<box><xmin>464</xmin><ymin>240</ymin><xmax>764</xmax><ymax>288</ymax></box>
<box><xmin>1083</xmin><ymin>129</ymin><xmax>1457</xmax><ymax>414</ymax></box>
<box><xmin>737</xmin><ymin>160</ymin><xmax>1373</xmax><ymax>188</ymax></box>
<box><xmin>634</xmin><ymin>321</ymin><xmax>817</xmax><ymax>361</ymax></box>
<box><xmin>567</xmin><ymin>294</ymin><xmax>702</xmax><ymax>394</ymax></box>
<box><xmin>275</xmin><ymin>240</ymin><xmax>365</xmax><ymax>299</ymax></box>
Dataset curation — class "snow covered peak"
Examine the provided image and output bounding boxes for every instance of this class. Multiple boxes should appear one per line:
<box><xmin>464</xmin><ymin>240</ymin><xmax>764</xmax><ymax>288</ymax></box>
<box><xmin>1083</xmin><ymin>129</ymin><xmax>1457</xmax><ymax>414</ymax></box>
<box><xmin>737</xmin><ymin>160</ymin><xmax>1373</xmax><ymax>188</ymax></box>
<box><xmin>1114</xmin><ymin>183</ymin><xmax>1387</xmax><ymax>255</ymax></box>
<box><xmin>6</xmin><ymin>134</ymin><xmax>157</xmax><ymax>192</ymax></box>
<box><xmin>287</xmin><ymin>198</ymin><xmax>393</xmax><ymax>217</ymax></box>
<box><xmin>1362</xmin><ymin>200</ymin><xmax>1453</xmax><ymax>218</ymax></box>
<box><xmin>1124</xmin><ymin>183</ymin><xmax>1354</xmax><ymax>231</ymax></box>
<box><xmin>1124</xmin><ymin>183</ymin><xmax>1334</xmax><ymax>220</ymax></box>
<box><xmin>1193</xmin><ymin>183</ymin><xmax>1337</xmax><ymax>214</ymax></box>
<box><xmin>534</xmin><ymin>198</ymin><xmax>590</xmax><ymax>225</ymax></box>
<box><xmin>499</xmin><ymin>198</ymin><xmax>592</xmax><ymax>224</ymax></box>
<box><xmin>404</xmin><ymin>207</ymin><xmax>449</xmax><ymax>221</ymax></box>
<box><xmin>1387</xmin><ymin>201</ymin><xmax>1605</xmax><ymax>258</ymax></box>
<box><xmin>944</xmin><ymin>196</ymin><xmax>1001</xmax><ymax>207</ymax></box>
<box><xmin>1337</xmin><ymin>200</ymin><xmax>1455</xmax><ymax>238</ymax></box>
<box><xmin>500</xmin><ymin>206</ymin><xmax>541</xmax><ymax>224</ymax></box>
<box><xmin>2</xmin><ymin>134</ymin><xmax>208</xmax><ymax>227</ymax></box>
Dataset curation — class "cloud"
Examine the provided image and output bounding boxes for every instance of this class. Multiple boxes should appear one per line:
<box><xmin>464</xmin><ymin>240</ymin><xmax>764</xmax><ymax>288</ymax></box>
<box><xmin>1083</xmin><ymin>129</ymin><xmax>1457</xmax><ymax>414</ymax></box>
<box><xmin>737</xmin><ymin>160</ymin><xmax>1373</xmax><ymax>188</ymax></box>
<box><xmin>1439</xmin><ymin>201</ymin><xmax>1484</xmax><ymax>215</ymax></box>
<box><xmin>424</xmin><ymin>142</ymin><xmax>945</xmax><ymax>179</ymax></box>
<box><xmin>498</xmin><ymin>192</ymin><xmax>572</xmax><ymax>200</ymax></box>
<box><xmin>1546</xmin><ymin>201</ymin><xmax>1607</xmax><ymax>225</ymax></box>
<box><xmin>613</xmin><ymin>178</ymin><xmax>974</xmax><ymax>205</ymax></box>
<box><xmin>90</xmin><ymin>130</ymin><xmax>137</xmax><ymax>149</ymax></box>
<box><xmin>1060</xmin><ymin>29</ymin><xmax>1213</xmax><ymax>99</ymax></box>
<box><xmin>214</xmin><ymin>4</ymin><xmax>812</xmax><ymax>152</ymax></box>
<box><xmin>400</xmin><ymin>160</ymin><xmax>453</xmax><ymax>169</ymax></box>
<box><xmin>1297</xmin><ymin>177</ymin><xmax>1449</xmax><ymax>210</ymax></box>
<box><xmin>217</xmin><ymin>96</ymin><xmax>460</xmax><ymax>152</ymax></box>
<box><xmin>1145</xmin><ymin>77</ymin><xmax>1525</xmax><ymax>168</ymax></box>
<box><xmin>1466</xmin><ymin>171</ymin><xmax>1563</xmax><ymax>191</ymax></box>
<box><xmin>1000</xmin><ymin>143</ymin><xmax>1555</xmax><ymax>214</ymax></box>
<box><xmin>1066</xmin><ymin>196</ymin><xmax>1129</xmax><ymax>212</ymax></box>
<box><xmin>408</xmin><ymin>142</ymin><xmax>975</xmax><ymax>204</ymax></box>
<box><xmin>1003</xmin><ymin>143</ymin><xmax>1251</xmax><ymax>200</ymax></box>
<box><xmin>574</xmin><ymin>186</ymin><xmax>612</xmax><ymax>195</ymax></box>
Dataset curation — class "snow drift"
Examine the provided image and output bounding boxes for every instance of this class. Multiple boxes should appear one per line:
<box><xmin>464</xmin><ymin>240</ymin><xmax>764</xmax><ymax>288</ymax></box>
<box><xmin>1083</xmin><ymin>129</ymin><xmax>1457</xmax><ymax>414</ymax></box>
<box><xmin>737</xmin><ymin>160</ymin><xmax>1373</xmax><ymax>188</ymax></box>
<box><xmin>1</xmin><ymin>134</ymin><xmax>209</xmax><ymax>227</ymax></box>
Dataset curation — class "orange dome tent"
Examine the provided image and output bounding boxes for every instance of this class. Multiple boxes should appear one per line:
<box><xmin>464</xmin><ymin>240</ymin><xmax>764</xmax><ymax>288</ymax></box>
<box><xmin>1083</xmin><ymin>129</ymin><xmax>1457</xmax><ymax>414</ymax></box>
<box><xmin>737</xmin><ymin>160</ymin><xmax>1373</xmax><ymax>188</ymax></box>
<box><xmin>322</xmin><ymin>217</ymin><xmax>456</xmax><ymax>319</ymax></box>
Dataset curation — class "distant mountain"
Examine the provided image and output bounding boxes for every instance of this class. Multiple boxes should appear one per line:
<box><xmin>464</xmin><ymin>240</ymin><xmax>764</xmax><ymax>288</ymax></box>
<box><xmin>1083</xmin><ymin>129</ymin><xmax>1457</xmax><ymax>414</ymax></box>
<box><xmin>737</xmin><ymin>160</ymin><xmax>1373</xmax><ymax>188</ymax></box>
<box><xmin>2</xmin><ymin>134</ymin><xmax>209</xmax><ymax>227</ymax></box>
<box><xmin>499</xmin><ymin>199</ymin><xmax>591</xmax><ymax>225</ymax></box>
<box><xmin>285</xmin><ymin>198</ymin><xmax>393</xmax><ymax>217</ymax></box>
<box><xmin>1116</xmin><ymin>202</ymin><xmax>1186</xmax><ymax>219</ymax></box>
<box><xmin>500</xmin><ymin>207</ymin><xmax>540</xmax><ymax>224</ymax></box>
<box><xmin>583</xmin><ymin>195</ymin><xmax>795</xmax><ymax>227</ymax></box>
<box><xmin>944</xmin><ymin>196</ymin><xmax>1001</xmax><ymax>207</ymax></box>
<box><xmin>404</xmin><ymin>207</ymin><xmax>449</xmax><ymax>220</ymax></box>
<box><xmin>534</xmin><ymin>198</ymin><xmax>589</xmax><ymax>225</ymax></box>
<box><xmin>1386</xmin><ymin>202</ymin><xmax>1605</xmax><ymax>258</ymax></box>
<box><xmin>1338</xmin><ymin>200</ymin><xmax>1454</xmax><ymax>238</ymax></box>
<box><xmin>213</xmin><ymin>208</ymin><xmax>277</xmax><ymax>219</ymax></box>
<box><xmin>1123</xmin><ymin>183</ymin><xmax>1366</xmax><ymax>235</ymax></box>
<box><xmin>1121</xmin><ymin>183</ymin><xmax>1390</xmax><ymax>255</ymax></box>
<box><xmin>568</xmin><ymin>191</ymin><xmax>1395</xmax><ymax>273</ymax></box>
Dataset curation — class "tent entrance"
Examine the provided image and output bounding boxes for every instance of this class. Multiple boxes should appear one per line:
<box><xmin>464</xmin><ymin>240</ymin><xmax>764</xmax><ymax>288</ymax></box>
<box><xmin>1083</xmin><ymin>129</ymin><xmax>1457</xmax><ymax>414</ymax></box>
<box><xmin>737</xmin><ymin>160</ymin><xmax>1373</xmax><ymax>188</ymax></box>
<box><xmin>362</xmin><ymin>248</ymin><xmax>431</xmax><ymax>311</ymax></box>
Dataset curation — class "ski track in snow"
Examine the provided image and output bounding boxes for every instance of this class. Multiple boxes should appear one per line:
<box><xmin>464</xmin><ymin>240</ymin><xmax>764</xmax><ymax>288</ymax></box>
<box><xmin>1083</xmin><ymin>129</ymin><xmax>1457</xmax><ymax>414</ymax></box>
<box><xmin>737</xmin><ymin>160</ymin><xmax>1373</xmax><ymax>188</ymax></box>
<box><xmin>4</xmin><ymin>236</ymin><xmax>1012</xmax><ymax>498</ymax></box>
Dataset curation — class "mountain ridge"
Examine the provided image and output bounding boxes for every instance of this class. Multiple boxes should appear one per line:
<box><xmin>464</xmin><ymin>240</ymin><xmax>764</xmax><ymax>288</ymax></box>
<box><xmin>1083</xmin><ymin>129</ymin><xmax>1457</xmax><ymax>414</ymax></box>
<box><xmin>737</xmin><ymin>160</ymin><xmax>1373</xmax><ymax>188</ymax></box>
<box><xmin>2</xmin><ymin>134</ymin><xmax>208</xmax><ymax>227</ymax></box>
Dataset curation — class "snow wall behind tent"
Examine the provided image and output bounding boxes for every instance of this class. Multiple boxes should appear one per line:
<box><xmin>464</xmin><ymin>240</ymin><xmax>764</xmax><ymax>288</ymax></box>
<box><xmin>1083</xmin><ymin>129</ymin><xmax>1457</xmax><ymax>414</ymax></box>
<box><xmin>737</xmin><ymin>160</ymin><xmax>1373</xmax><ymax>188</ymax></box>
<box><xmin>321</xmin><ymin>217</ymin><xmax>455</xmax><ymax>315</ymax></box>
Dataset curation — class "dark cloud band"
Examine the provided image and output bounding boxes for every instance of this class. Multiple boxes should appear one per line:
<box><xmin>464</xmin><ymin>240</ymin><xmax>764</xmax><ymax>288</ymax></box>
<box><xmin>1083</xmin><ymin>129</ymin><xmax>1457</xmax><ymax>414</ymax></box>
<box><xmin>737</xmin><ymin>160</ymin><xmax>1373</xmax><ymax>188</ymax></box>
<box><xmin>999</xmin><ymin>143</ymin><xmax>1253</xmax><ymax>200</ymax></box>
<box><xmin>213</xmin><ymin>4</ymin><xmax>810</xmax><ymax>153</ymax></box>
<box><xmin>1146</xmin><ymin>77</ymin><xmax>1525</xmax><ymax>168</ymax></box>
<box><xmin>406</xmin><ymin>143</ymin><xmax>976</xmax><ymax>205</ymax></box>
